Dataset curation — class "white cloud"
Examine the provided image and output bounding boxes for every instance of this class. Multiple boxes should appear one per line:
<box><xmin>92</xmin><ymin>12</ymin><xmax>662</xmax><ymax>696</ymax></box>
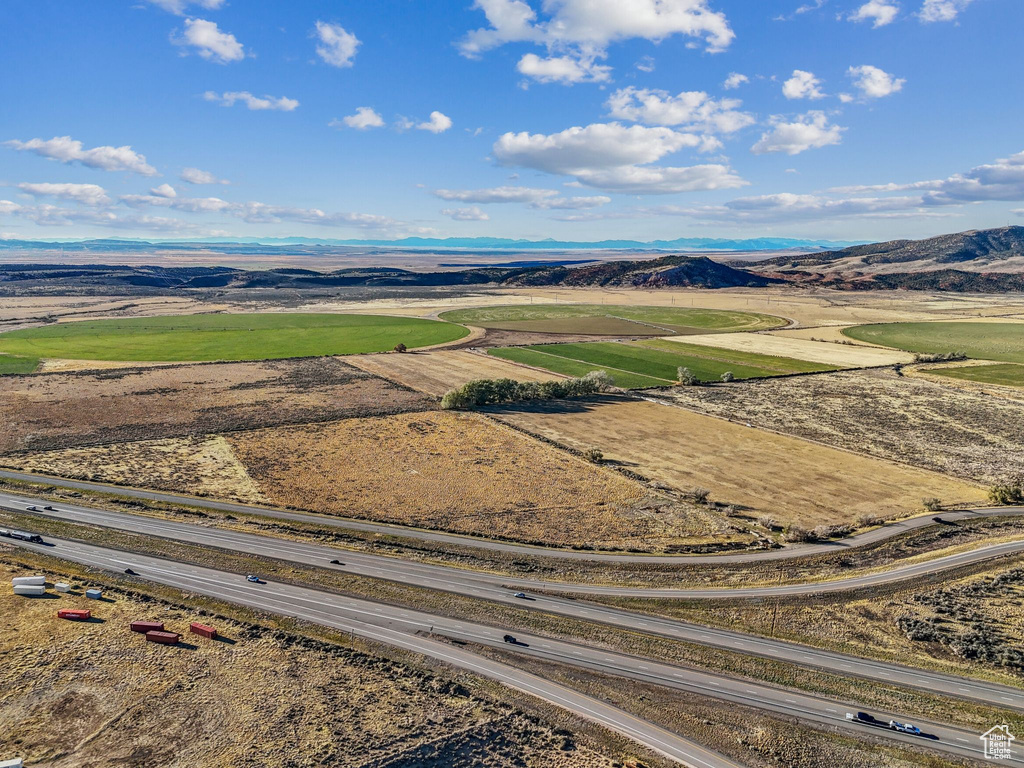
<box><xmin>174</xmin><ymin>18</ymin><xmax>245</xmax><ymax>64</ymax></box>
<box><xmin>417</xmin><ymin>111</ymin><xmax>453</xmax><ymax>133</ymax></box>
<box><xmin>723</xmin><ymin>72</ymin><xmax>749</xmax><ymax>90</ymax></box>
<box><xmin>782</xmin><ymin>70</ymin><xmax>825</xmax><ymax>100</ymax></box>
<box><xmin>17</xmin><ymin>182</ymin><xmax>111</xmax><ymax>206</ymax></box>
<box><xmin>606</xmin><ymin>86</ymin><xmax>754</xmax><ymax>134</ymax></box>
<box><xmin>5</xmin><ymin>136</ymin><xmax>158</xmax><ymax>176</ymax></box>
<box><xmin>636</xmin><ymin>55</ymin><xmax>656</xmax><ymax>72</ymax></box>
<box><xmin>667</xmin><ymin>192</ymin><xmax>938</xmax><ymax>223</ymax></box>
<box><xmin>441</xmin><ymin>206</ymin><xmax>490</xmax><ymax>221</ymax></box>
<box><xmin>459</xmin><ymin>0</ymin><xmax>735</xmax><ymax>83</ymax></box>
<box><xmin>751</xmin><ymin>111</ymin><xmax>844</xmax><ymax>155</ymax></box>
<box><xmin>493</xmin><ymin>122</ymin><xmax>745</xmax><ymax>194</ymax></box>
<box><xmin>847</xmin><ymin>65</ymin><xmax>905</xmax><ymax>99</ymax></box>
<box><xmin>433</xmin><ymin>186</ymin><xmax>610</xmax><ymax>209</ymax></box>
<box><xmin>919</xmin><ymin>0</ymin><xmax>974</xmax><ymax>22</ymax></box>
<box><xmin>150</xmin><ymin>183</ymin><xmax>178</xmax><ymax>198</ymax></box>
<box><xmin>516</xmin><ymin>53</ymin><xmax>611</xmax><ymax>84</ymax></box>
<box><xmin>332</xmin><ymin>107</ymin><xmax>385</xmax><ymax>130</ymax></box>
<box><xmin>144</xmin><ymin>0</ymin><xmax>224</xmax><ymax>15</ymax></box>
<box><xmin>923</xmin><ymin>150</ymin><xmax>1024</xmax><ymax>204</ymax></box>
<box><xmin>180</xmin><ymin>167</ymin><xmax>229</xmax><ymax>185</ymax></box>
<box><xmin>314</xmin><ymin>21</ymin><xmax>360</xmax><ymax>68</ymax></box>
<box><xmin>203</xmin><ymin>91</ymin><xmax>299</xmax><ymax>111</ymax></box>
<box><xmin>849</xmin><ymin>0</ymin><xmax>900</xmax><ymax>27</ymax></box>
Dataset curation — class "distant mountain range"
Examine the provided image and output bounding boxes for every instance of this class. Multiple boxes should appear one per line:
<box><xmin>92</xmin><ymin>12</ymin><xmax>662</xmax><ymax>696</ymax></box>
<box><xmin>0</xmin><ymin>255</ymin><xmax>772</xmax><ymax>293</ymax></box>
<box><xmin>751</xmin><ymin>227</ymin><xmax>1024</xmax><ymax>291</ymax></box>
<box><xmin>0</xmin><ymin>235</ymin><xmax>861</xmax><ymax>253</ymax></box>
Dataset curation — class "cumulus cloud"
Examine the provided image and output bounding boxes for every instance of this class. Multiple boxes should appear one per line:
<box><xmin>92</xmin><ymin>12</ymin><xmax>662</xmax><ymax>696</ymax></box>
<box><xmin>846</xmin><ymin>65</ymin><xmax>905</xmax><ymax>99</ymax></box>
<box><xmin>17</xmin><ymin>182</ymin><xmax>111</xmax><ymax>206</ymax></box>
<box><xmin>150</xmin><ymin>183</ymin><xmax>178</xmax><ymax>198</ymax></box>
<box><xmin>144</xmin><ymin>0</ymin><xmax>224</xmax><ymax>15</ymax></box>
<box><xmin>314</xmin><ymin>21</ymin><xmax>360</xmax><ymax>68</ymax></box>
<box><xmin>751</xmin><ymin>112</ymin><xmax>844</xmax><ymax>155</ymax></box>
<box><xmin>417</xmin><ymin>111</ymin><xmax>453</xmax><ymax>133</ymax></box>
<box><xmin>922</xmin><ymin>150</ymin><xmax>1024</xmax><ymax>205</ymax></box>
<box><xmin>849</xmin><ymin>0</ymin><xmax>900</xmax><ymax>27</ymax></box>
<box><xmin>459</xmin><ymin>0</ymin><xmax>734</xmax><ymax>84</ymax></box>
<box><xmin>331</xmin><ymin>107</ymin><xmax>385</xmax><ymax>130</ymax></box>
<box><xmin>665</xmin><ymin>193</ymin><xmax>939</xmax><ymax>223</ymax></box>
<box><xmin>782</xmin><ymin>70</ymin><xmax>826</xmax><ymax>100</ymax></box>
<box><xmin>723</xmin><ymin>72</ymin><xmax>749</xmax><ymax>90</ymax></box>
<box><xmin>516</xmin><ymin>53</ymin><xmax>611</xmax><ymax>84</ymax></box>
<box><xmin>434</xmin><ymin>186</ymin><xmax>610</xmax><ymax>209</ymax></box>
<box><xmin>441</xmin><ymin>206</ymin><xmax>490</xmax><ymax>221</ymax></box>
<box><xmin>493</xmin><ymin>122</ymin><xmax>745</xmax><ymax>194</ymax></box>
<box><xmin>606</xmin><ymin>86</ymin><xmax>754</xmax><ymax>134</ymax></box>
<box><xmin>203</xmin><ymin>91</ymin><xmax>299</xmax><ymax>111</ymax></box>
<box><xmin>5</xmin><ymin>136</ymin><xmax>158</xmax><ymax>176</ymax></box>
<box><xmin>173</xmin><ymin>18</ymin><xmax>245</xmax><ymax>63</ymax></box>
<box><xmin>180</xmin><ymin>167</ymin><xmax>229</xmax><ymax>185</ymax></box>
<box><xmin>919</xmin><ymin>0</ymin><xmax>974</xmax><ymax>22</ymax></box>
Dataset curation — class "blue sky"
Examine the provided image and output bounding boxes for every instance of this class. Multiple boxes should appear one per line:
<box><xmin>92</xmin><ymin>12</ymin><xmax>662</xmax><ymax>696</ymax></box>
<box><xmin>2</xmin><ymin>0</ymin><xmax>1021</xmax><ymax>242</ymax></box>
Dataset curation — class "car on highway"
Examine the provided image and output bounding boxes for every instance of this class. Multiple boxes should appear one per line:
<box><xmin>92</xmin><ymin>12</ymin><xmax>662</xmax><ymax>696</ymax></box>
<box><xmin>889</xmin><ymin>720</ymin><xmax>922</xmax><ymax>735</ymax></box>
<box><xmin>846</xmin><ymin>712</ymin><xmax>877</xmax><ymax>724</ymax></box>
<box><xmin>513</xmin><ymin>592</ymin><xmax>527</xmax><ymax>599</ymax></box>
<box><xmin>124</xmin><ymin>568</ymin><xmax>137</xmax><ymax>575</ymax></box>
<box><xmin>502</xmin><ymin>634</ymin><xmax>517</xmax><ymax>644</ymax></box>
<box><xmin>246</xmin><ymin>575</ymin><xmax>262</xmax><ymax>583</ymax></box>
<box><xmin>329</xmin><ymin>559</ymin><xmax>343</xmax><ymax>565</ymax></box>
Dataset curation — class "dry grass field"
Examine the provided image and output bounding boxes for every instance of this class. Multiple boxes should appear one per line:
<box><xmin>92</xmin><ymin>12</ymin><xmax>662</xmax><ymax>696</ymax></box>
<box><xmin>347</xmin><ymin>349</ymin><xmax>561</xmax><ymax>396</ymax></box>
<box><xmin>661</xmin><ymin>332</ymin><xmax>913</xmax><ymax>368</ymax></box>
<box><xmin>0</xmin><ymin>357</ymin><xmax>433</xmax><ymax>454</ymax></box>
<box><xmin>491</xmin><ymin>397</ymin><xmax>986</xmax><ymax>528</ymax></box>
<box><xmin>3</xmin><ymin>435</ymin><xmax>269</xmax><ymax>504</ymax></box>
<box><xmin>224</xmin><ymin>412</ymin><xmax>712</xmax><ymax>550</ymax></box>
<box><xmin>0</xmin><ymin>557</ymin><xmax>622</xmax><ymax>768</ymax></box>
<box><xmin>652</xmin><ymin>368</ymin><xmax>1024</xmax><ymax>483</ymax></box>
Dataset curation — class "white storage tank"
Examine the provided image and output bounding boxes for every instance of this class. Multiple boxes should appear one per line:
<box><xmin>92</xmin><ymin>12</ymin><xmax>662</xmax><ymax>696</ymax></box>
<box><xmin>11</xmin><ymin>575</ymin><xmax>45</xmax><ymax>587</ymax></box>
<box><xmin>13</xmin><ymin>585</ymin><xmax>46</xmax><ymax>596</ymax></box>
<box><xmin>85</xmin><ymin>589</ymin><xmax>102</xmax><ymax>599</ymax></box>
<box><xmin>54</xmin><ymin>583</ymin><xmax>71</xmax><ymax>593</ymax></box>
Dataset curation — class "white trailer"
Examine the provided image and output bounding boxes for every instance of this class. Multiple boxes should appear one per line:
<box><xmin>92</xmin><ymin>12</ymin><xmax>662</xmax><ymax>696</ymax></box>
<box><xmin>13</xmin><ymin>585</ymin><xmax>46</xmax><ymax>596</ymax></box>
<box><xmin>11</xmin><ymin>575</ymin><xmax>45</xmax><ymax>587</ymax></box>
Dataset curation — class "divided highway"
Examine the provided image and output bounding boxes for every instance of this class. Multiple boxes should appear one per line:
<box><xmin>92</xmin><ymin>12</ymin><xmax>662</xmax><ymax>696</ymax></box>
<box><xmin>11</xmin><ymin>535</ymin><xmax>1020</xmax><ymax>767</ymax></box>
<box><xmin>4</xmin><ymin>489</ymin><xmax>1023</xmax><ymax>713</ymax></box>
<box><xmin>4</xmin><ymin>468</ymin><xmax>1022</xmax><ymax>563</ymax></box>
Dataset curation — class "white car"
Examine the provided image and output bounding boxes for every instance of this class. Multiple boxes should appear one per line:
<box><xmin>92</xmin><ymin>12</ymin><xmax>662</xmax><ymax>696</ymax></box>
<box><xmin>889</xmin><ymin>720</ymin><xmax>921</xmax><ymax>735</ymax></box>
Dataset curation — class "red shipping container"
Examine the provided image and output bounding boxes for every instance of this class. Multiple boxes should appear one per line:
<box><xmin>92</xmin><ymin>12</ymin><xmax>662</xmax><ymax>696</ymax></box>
<box><xmin>145</xmin><ymin>631</ymin><xmax>180</xmax><ymax>645</ymax></box>
<box><xmin>57</xmin><ymin>609</ymin><xmax>91</xmax><ymax>620</ymax></box>
<box><xmin>130</xmin><ymin>620</ymin><xmax>164</xmax><ymax>634</ymax></box>
<box><xmin>190</xmin><ymin>622</ymin><xmax>217</xmax><ymax>639</ymax></box>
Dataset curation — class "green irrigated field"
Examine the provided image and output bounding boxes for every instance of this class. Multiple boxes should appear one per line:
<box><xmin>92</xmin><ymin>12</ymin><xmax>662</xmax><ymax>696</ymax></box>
<box><xmin>440</xmin><ymin>304</ymin><xmax>783</xmax><ymax>336</ymax></box>
<box><xmin>0</xmin><ymin>313</ymin><xmax>469</xmax><ymax>363</ymax></box>
<box><xmin>488</xmin><ymin>347</ymin><xmax>670</xmax><ymax>389</ymax></box>
<box><xmin>843</xmin><ymin>322</ymin><xmax>1024</xmax><ymax>363</ymax></box>
<box><xmin>929</xmin><ymin>363</ymin><xmax>1024</xmax><ymax>388</ymax></box>
<box><xmin>0</xmin><ymin>354</ymin><xmax>38</xmax><ymax>375</ymax></box>
<box><xmin>488</xmin><ymin>339</ymin><xmax>837</xmax><ymax>388</ymax></box>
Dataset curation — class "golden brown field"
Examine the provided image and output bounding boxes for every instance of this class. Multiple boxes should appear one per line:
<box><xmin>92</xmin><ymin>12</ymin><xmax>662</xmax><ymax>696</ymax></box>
<box><xmin>661</xmin><ymin>332</ymin><xmax>913</xmax><ymax>368</ymax></box>
<box><xmin>490</xmin><ymin>397</ymin><xmax>987</xmax><ymax>528</ymax></box>
<box><xmin>225</xmin><ymin>411</ymin><xmax>713</xmax><ymax>549</ymax></box>
<box><xmin>347</xmin><ymin>349</ymin><xmax>561</xmax><ymax>396</ymax></box>
<box><xmin>0</xmin><ymin>556</ymin><xmax>621</xmax><ymax>768</ymax></box>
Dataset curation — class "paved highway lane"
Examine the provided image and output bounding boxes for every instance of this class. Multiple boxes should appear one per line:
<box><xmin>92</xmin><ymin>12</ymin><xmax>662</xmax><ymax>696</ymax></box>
<box><xmin>4</xmin><ymin>491</ymin><xmax>1023</xmax><ymax>712</ymax></box>
<box><xmin>3</xmin><ymin>468</ymin><xmax>1021</xmax><ymax>564</ymax></box>
<box><xmin>9</xmin><ymin>536</ymin><xmax>1020</xmax><ymax>767</ymax></box>
<box><xmin>5</xmin><ymin>537</ymin><xmax>739</xmax><ymax>768</ymax></box>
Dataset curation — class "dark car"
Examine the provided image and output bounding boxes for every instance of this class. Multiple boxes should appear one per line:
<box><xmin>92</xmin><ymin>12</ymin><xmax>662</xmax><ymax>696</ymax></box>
<box><xmin>329</xmin><ymin>559</ymin><xmax>343</xmax><ymax>565</ymax></box>
<box><xmin>124</xmin><ymin>568</ymin><xmax>137</xmax><ymax>575</ymax></box>
<box><xmin>503</xmin><ymin>634</ymin><xmax>517</xmax><ymax>644</ymax></box>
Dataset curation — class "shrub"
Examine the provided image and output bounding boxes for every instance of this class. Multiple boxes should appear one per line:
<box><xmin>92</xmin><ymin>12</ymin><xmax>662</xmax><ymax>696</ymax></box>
<box><xmin>757</xmin><ymin>515</ymin><xmax>780</xmax><ymax>531</ymax></box>
<box><xmin>440</xmin><ymin>372</ymin><xmax>610</xmax><ymax>410</ymax></box>
<box><xmin>855</xmin><ymin>513</ymin><xmax>885</xmax><ymax>528</ymax></box>
<box><xmin>582</xmin><ymin>447</ymin><xmax>604</xmax><ymax>463</ymax></box>
<box><xmin>720</xmin><ymin>371</ymin><xmax>734</xmax><ymax>383</ymax></box>
<box><xmin>989</xmin><ymin>477</ymin><xmax>1024</xmax><ymax>505</ymax></box>
<box><xmin>922</xmin><ymin>497</ymin><xmax>943</xmax><ymax>512</ymax></box>
<box><xmin>913</xmin><ymin>351</ymin><xmax>966</xmax><ymax>363</ymax></box>
<box><xmin>687</xmin><ymin>487</ymin><xmax>711</xmax><ymax>504</ymax></box>
<box><xmin>393</xmin><ymin>343</ymin><xmax>408</xmax><ymax>353</ymax></box>
<box><xmin>782</xmin><ymin>525</ymin><xmax>814</xmax><ymax>543</ymax></box>
<box><xmin>677</xmin><ymin>366</ymin><xmax>698</xmax><ymax>386</ymax></box>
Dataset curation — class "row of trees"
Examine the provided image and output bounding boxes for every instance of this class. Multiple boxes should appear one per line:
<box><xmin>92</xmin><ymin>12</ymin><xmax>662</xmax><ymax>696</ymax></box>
<box><xmin>441</xmin><ymin>370</ymin><xmax>613</xmax><ymax>410</ymax></box>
